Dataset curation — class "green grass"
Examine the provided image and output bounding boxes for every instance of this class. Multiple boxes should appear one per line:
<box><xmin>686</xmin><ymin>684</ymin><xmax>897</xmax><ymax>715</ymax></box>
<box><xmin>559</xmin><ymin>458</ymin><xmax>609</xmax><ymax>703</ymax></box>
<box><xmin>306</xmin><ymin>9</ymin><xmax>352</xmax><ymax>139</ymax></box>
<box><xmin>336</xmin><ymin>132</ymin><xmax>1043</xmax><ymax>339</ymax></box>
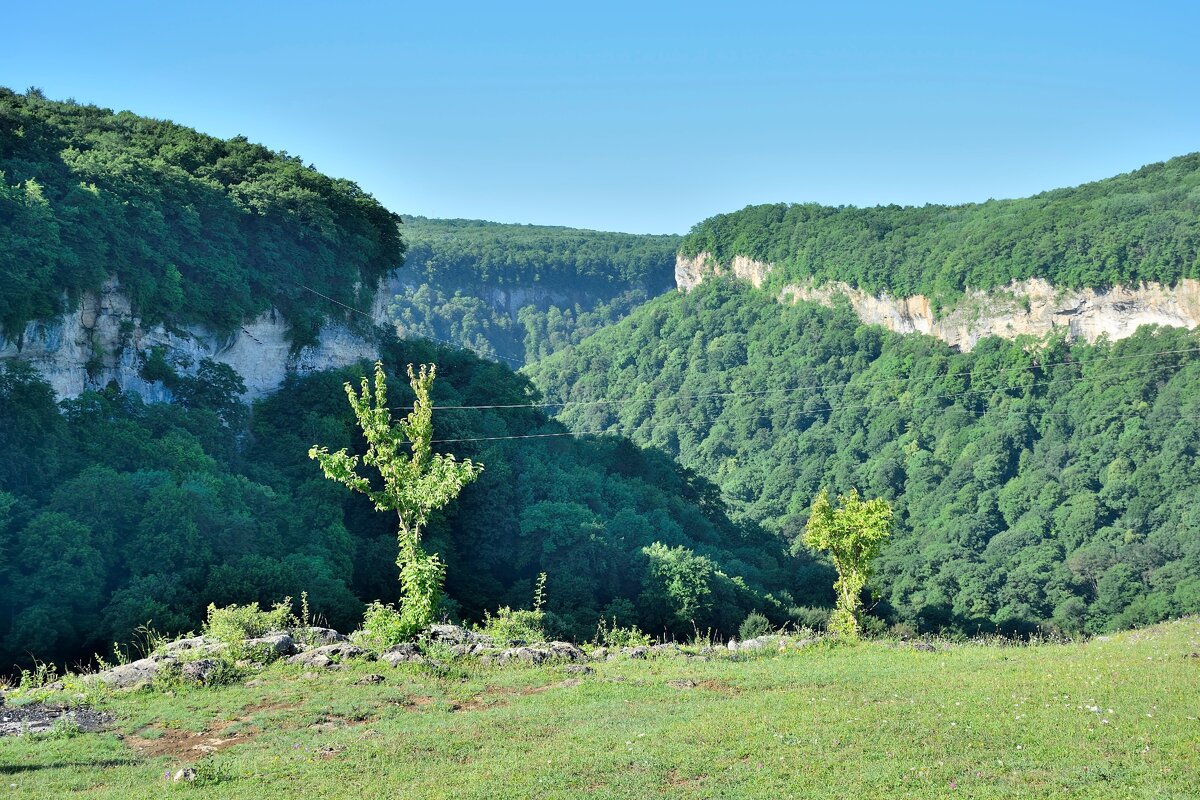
<box><xmin>2</xmin><ymin>620</ymin><xmax>1199</xmax><ymax>798</ymax></box>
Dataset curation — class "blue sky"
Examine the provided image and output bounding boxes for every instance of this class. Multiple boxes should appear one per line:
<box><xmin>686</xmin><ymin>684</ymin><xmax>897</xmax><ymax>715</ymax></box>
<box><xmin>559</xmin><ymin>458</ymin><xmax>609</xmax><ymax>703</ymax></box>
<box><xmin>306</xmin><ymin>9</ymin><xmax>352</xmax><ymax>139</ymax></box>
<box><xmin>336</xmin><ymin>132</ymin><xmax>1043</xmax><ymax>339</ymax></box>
<box><xmin>4</xmin><ymin>1</ymin><xmax>1198</xmax><ymax>234</ymax></box>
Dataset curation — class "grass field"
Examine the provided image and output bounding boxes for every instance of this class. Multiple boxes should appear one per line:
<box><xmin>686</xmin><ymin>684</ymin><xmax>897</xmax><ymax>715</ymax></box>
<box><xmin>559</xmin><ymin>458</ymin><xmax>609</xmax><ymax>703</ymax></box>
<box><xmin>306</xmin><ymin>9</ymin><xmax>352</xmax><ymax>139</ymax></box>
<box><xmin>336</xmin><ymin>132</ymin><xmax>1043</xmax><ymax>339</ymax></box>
<box><xmin>2</xmin><ymin>619</ymin><xmax>1198</xmax><ymax>799</ymax></box>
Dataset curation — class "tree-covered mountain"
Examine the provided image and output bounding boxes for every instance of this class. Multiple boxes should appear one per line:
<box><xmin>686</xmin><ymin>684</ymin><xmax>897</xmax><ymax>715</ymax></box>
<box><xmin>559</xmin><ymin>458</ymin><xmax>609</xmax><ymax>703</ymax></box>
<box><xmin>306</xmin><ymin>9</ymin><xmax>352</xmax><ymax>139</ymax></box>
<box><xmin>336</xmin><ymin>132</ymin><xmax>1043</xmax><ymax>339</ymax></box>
<box><xmin>0</xmin><ymin>337</ymin><xmax>811</xmax><ymax>670</ymax></box>
<box><xmin>528</xmin><ymin>279</ymin><xmax>1200</xmax><ymax>636</ymax></box>
<box><xmin>383</xmin><ymin>217</ymin><xmax>678</xmax><ymax>364</ymax></box>
<box><xmin>680</xmin><ymin>154</ymin><xmax>1200</xmax><ymax>309</ymax></box>
<box><xmin>0</xmin><ymin>88</ymin><xmax>403</xmax><ymax>346</ymax></box>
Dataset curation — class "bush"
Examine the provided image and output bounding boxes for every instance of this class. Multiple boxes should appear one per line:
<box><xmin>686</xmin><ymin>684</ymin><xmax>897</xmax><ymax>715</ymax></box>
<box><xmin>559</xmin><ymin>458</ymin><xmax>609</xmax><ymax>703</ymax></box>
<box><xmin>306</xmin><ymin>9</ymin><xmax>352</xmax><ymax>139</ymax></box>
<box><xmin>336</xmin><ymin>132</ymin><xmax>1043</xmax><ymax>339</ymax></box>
<box><xmin>789</xmin><ymin>606</ymin><xmax>832</xmax><ymax>631</ymax></box>
<box><xmin>356</xmin><ymin>601</ymin><xmax>415</xmax><ymax>650</ymax></box>
<box><xmin>204</xmin><ymin>600</ymin><xmax>295</xmax><ymax>644</ymax></box>
<box><xmin>593</xmin><ymin>617</ymin><xmax>653</xmax><ymax>648</ymax></box>
<box><xmin>738</xmin><ymin>611</ymin><xmax>772</xmax><ymax>641</ymax></box>
<box><xmin>479</xmin><ymin>607</ymin><xmax>546</xmax><ymax>644</ymax></box>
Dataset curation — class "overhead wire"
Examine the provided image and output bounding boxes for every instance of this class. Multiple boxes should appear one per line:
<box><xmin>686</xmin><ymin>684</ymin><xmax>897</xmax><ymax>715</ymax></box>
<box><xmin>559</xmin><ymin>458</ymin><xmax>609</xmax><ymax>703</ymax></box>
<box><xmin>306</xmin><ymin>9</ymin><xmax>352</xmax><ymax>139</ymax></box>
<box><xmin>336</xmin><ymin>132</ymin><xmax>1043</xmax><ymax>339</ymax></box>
<box><xmin>428</xmin><ymin>359</ymin><xmax>1200</xmax><ymax>444</ymax></box>
<box><xmin>296</xmin><ymin>278</ymin><xmax>1200</xmax><ymax>444</ymax></box>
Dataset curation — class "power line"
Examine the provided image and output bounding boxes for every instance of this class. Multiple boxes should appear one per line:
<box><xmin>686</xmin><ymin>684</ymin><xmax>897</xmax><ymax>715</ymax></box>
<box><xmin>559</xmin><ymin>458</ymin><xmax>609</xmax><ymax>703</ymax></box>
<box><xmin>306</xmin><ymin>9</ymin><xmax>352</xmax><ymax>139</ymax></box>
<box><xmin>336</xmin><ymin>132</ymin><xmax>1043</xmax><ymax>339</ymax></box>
<box><xmin>428</xmin><ymin>359</ymin><xmax>1199</xmax><ymax>444</ymax></box>
<box><xmin>427</xmin><ymin>344</ymin><xmax>1200</xmax><ymax>413</ymax></box>
<box><xmin>296</xmin><ymin>278</ymin><xmax>1200</xmax><ymax>430</ymax></box>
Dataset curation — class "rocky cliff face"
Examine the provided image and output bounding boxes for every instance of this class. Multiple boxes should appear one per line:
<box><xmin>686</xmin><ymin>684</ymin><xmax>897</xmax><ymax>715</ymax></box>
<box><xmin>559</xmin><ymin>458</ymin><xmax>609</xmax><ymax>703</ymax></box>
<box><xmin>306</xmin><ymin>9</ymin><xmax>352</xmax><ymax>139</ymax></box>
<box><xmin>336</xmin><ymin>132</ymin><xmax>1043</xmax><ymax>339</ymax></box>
<box><xmin>0</xmin><ymin>278</ymin><xmax>382</xmax><ymax>400</ymax></box>
<box><xmin>677</xmin><ymin>253</ymin><xmax>1200</xmax><ymax>350</ymax></box>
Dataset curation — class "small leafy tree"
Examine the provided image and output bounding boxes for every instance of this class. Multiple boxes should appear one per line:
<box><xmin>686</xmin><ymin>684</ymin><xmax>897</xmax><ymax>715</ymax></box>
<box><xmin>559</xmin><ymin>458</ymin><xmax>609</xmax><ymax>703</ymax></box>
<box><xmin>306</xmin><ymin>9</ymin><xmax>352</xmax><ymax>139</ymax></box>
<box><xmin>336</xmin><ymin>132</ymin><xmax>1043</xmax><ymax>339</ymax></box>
<box><xmin>802</xmin><ymin>488</ymin><xmax>892</xmax><ymax>638</ymax></box>
<box><xmin>309</xmin><ymin>361</ymin><xmax>482</xmax><ymax>638</ymax></box>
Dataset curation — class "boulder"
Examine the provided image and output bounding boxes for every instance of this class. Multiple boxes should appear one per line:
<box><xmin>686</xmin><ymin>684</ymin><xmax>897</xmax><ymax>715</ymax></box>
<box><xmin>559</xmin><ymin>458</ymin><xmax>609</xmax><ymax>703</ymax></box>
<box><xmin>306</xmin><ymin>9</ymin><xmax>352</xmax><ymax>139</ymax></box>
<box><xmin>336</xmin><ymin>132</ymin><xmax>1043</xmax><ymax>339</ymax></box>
<box><xmin>449</xmin><ymin>642</ymin><xmax>499</xmax><ymax>658</ymax></box>
<box><xmin>496</xmin><ymin>647</ymin><xmax>551</xmax><ymax>665</ymax></box>
<box><xmin>547</xmin><ymin>641</ymin><xmax>587</xmax><ymax>662</ymax></box>
<box><xmin>288</xmin><ymin>642</ymin><xmax>372</xmax><ymax>669</ymax></box>
<box><xmin>162</xmin><ymin>636</ymin><xmax>213</xmax><ymax>655</ymax></box>
<box><xmin>243</xmin><ymin>633</ymin><xmax>297</xmax><ymax>657</ymax></box>
<box><xmin>93</xmin><ymin>656</ymin><xmax>172</xmax><ymax>688</ymax></box>
<box><xmin>301</xmin><ymin>627</ymin><xmax>349</xmax><ymax>645</ymax></box>
<box><xmin>381</xmin><ymin>643</ymin><xmax>424</xmax><ymax>667</ymax></box>
<box><xmin>180</xmin><ymin>659</ymin><xmax>223</xmax><ymax>685</ymax></box>
<box><xmin>564</xmin><ymin>664</ymin><xmax>594</xmax><ymax>676</ymax></box>
<box><xmin>425</xmin><ymin>624</ymin><xmax>492</xmax><ymax>646</ymax></box>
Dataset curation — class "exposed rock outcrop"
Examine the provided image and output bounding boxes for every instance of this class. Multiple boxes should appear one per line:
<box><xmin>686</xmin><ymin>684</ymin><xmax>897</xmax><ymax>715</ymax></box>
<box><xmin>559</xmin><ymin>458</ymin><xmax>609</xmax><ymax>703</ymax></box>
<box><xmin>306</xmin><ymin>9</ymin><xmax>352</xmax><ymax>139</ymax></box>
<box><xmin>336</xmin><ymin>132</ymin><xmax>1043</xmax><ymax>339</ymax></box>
<box><xmin>0</xmin><ymin>277</ymin><xmax>383</xmax><ymax>401</ymax></box>
<box><xmin>677</xmin><ymin>252</ymin><xmax>1200</xmax><ymax>351</ymax></box>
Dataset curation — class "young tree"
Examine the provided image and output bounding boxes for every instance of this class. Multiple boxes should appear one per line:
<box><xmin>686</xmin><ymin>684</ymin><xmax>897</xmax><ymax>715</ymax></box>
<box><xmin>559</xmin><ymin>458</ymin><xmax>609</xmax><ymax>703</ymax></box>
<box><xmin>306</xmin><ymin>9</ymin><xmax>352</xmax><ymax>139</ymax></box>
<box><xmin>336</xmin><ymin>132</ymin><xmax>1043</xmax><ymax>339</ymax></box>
<box><xmin>310</xmin><ymin>361</ymin><xmax>482</xmax><ymax>636</ymax></box>
<box><xmin>802</xmin><ymin>488</ymin><xmax>892</xmax><ymax>638</ymax></box>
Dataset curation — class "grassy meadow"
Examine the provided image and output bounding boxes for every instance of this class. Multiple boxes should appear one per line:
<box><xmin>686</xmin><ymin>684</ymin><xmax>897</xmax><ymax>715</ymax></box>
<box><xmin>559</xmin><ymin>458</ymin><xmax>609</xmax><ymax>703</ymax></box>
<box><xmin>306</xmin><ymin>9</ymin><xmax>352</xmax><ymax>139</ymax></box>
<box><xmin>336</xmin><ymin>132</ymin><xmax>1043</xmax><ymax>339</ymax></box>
<box><xmin>2</xmin><ymin>619</ymin><xmax>1198</xmax><ymax>799</ymax></box>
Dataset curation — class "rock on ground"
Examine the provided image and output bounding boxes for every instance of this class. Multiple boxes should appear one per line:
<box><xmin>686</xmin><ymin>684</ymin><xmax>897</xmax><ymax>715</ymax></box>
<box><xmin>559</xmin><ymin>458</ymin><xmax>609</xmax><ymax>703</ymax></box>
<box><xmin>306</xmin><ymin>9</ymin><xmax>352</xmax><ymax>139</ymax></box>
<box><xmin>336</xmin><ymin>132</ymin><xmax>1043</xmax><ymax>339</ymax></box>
<box><xmin>244</xmin><ymin>633</ymin><xmax>298</xmax><ymax>657</ymax></box>
<box><xmin>92</xmin><ymin>656</ymin><xmax>174</xmax><ymax>689</ymax></box>
<box><xmin>287</xmin><ymin>642</ymin><xmax>373</xmax><ymax>669</ymax></box>
<box><xmin>180</xmin><ymin>659</ymin><xmax>223</xmax><ymax>685</ymax></box>
<box><xmin>0</xmin><ymin>704</ymin><xmax>112</xmax><ymax>737</ymax></box>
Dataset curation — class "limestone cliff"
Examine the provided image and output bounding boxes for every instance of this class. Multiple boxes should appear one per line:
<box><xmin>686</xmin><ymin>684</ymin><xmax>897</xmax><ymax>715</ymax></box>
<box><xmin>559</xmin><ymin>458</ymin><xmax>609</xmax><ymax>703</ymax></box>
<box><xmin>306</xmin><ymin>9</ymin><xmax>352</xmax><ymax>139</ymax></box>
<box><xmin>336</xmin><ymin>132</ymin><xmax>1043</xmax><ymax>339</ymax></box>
<box><xmin>676</xmin><ymin>253</ymin><xmax>1200</xmax><ymax>350</ymax></box>
<box><xmin>0</xmin><ymin>278</ymin><xmax>383</xmax><ymax>400</ymax></box>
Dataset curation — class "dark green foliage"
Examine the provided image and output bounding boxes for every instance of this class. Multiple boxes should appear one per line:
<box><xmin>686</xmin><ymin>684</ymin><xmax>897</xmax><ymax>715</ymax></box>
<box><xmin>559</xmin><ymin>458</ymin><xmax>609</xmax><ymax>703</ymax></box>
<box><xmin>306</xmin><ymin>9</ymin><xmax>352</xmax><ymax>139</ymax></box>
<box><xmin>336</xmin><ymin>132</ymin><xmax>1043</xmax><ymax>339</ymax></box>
<box><xmin>385</xmin><ymin>217</ymin><xmax>678</xmax><ymax>363</ymax></box>
<box><xmin>0</xmin><ymin>338</ymin><xmax>797</xmax><ymax>669</ymax></box>
<box><xmin>739</xmin><ymin>611</ymin><xmax>772</xmax><ymax>641</ymax></box>
<box><xmin>0</xmin><ymin>88</ymin><xmax>403</xmax><ymax>344</ymax></box>
<box><xmin>528</xmin><ymin>279</ymin><xmax>1200</xmax><ymax>636</ymax></box>
<box><xmin>680</xmin><ymin>154</ymin><xmax>1200</xmax><ymax>307</ymax></box>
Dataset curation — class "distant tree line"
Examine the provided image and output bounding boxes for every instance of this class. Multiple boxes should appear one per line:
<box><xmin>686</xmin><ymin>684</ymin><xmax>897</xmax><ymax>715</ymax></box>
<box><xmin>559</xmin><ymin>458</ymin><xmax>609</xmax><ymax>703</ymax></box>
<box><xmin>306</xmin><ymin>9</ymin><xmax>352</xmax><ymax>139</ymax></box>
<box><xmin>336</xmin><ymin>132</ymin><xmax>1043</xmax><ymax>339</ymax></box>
<box><xmin>386</xmin><ymin>217</ymin><xmax>679</xmax><ymax>364</ymax></box>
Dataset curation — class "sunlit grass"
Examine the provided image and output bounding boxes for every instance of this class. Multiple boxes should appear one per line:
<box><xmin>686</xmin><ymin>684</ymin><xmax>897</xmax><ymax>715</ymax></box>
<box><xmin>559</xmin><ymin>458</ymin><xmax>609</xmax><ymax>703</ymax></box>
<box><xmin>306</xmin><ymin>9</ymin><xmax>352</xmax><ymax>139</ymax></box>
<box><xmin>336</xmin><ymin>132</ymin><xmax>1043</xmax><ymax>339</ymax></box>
<box><xmin>2</xmin><ymin>619</ymin><xmax>1198</xmax><ymax>798</ymax></box>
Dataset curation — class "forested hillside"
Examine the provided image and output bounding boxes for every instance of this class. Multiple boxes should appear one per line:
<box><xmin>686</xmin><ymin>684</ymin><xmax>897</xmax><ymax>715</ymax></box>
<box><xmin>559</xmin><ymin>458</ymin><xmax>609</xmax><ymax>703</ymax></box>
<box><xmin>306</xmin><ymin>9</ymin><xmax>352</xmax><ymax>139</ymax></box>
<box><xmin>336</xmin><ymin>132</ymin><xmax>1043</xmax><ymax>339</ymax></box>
<box><xmin>0</xmin><ymin>88</ymin><xmax>402</xmax><ymax>346</ymax></box>
<box><xmin>681</xmin><ymin>153</ymin><xmax>1200</xmax><ymax>308</ymax></box>
<box><xmin>528</xmin><ymin>279</ymin><xmax>1200</xmax><ymax>635</ymax></box>
<box><xmin>0</xmin><ymin>338</ymin><xmax>809</xmax><ymax>670</ymax></box>
<box><xmin>385</xmin><ymin>217</ymin><xmax>678</xmax><ymax>364</ymax></box>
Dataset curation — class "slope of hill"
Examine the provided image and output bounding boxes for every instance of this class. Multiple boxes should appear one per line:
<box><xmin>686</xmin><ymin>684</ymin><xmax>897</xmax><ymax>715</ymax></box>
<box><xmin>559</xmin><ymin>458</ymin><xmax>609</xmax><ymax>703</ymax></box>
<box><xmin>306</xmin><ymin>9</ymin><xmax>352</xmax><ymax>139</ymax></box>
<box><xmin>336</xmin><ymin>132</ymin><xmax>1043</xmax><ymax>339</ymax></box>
<box><xmin>0</xmin><ymin>88</ymin><xmax>402</xmax><ymax>344</ymax></box>
<box><xmin>528</xmin><ymin>279</ymin><xmax>1200</xmax><ymax>636</ymax></box>
<box><xmin>0</xmin><ymin>337</ymin><xmax>808</xmax><ymax>671</ymax></box>
<box><xmin>383</xmin><ymin>217</ymin><xmax>678</xmax><ymax>364</ymax></box>
<box><xmin>2</xmin><ymin>618</ymin><xmax>1197</xmax><ymax>798</ymax></box>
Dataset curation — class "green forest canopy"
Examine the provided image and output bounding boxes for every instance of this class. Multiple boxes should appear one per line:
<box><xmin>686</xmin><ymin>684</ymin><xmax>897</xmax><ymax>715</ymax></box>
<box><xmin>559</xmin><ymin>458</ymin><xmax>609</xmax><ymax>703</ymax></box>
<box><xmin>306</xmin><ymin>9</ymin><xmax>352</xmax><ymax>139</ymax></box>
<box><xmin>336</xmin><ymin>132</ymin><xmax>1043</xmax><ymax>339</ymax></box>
<box><xmin>0</xmin><ymin>88</ymin><xmax>403</xmax><ymax>346</ymax></box>
<box><xmin>528</xmin><ymin>279</ymin><xmax>1200</xmax><ymax>636</ymax></box>
<box><xmin>680</xmin><ymin>153</ymin><xmax>1200</xmax><ymax>308</ymax></box>
<box><xmin>0</xmin><ymin>338</ymin><xmax>811</xmax><ymax>671</ymax></box>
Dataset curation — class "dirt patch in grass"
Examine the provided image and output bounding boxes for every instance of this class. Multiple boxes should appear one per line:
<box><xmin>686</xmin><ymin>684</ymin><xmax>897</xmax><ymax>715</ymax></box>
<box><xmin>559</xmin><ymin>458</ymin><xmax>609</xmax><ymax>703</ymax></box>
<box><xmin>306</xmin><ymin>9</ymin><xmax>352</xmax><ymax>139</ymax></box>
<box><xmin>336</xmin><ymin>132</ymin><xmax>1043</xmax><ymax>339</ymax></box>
<box><xmin>450</xmin><ymin>679</ymin><xmax>585</xmax><ymax>713</ymax></box>
<box><xmin>241</xmin><ymin>698</ymin><xmax>302</xmax><ymax>716</ymax></box>
<box><xmin>125</xmin><ymin>726</ymin><xmax>260</xmax><ymax>762</ymax></box>
<box><xmin>697</xmin><ymin>679</ymin><xmax>741</xmax><ymax>695</ymax></box>
<box><xmin>665</xmin><ymin>769</ymin><xmax>708</xmax><ymax>789</ymax></box>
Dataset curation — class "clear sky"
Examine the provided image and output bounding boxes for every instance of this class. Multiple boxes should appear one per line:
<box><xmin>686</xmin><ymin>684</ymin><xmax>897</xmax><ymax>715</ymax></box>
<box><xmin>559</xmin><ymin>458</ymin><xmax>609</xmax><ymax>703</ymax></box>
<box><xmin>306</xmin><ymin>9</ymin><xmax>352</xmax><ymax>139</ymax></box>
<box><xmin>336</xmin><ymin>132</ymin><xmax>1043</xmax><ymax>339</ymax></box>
<box><xmin>4</xmin><ymin>1</ymin><xmax>1198</xmax><ymax>234</ymax></box>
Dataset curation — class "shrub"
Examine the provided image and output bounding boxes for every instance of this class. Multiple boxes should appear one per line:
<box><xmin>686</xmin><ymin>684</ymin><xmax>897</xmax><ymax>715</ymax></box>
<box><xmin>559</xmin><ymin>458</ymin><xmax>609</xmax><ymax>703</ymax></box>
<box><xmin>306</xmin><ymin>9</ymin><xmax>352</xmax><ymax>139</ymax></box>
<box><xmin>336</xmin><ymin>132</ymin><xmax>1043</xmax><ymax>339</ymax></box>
<box><xmin>789</xmin><ymin>606</ymin><xmax>832</xmax><ymax>631</ymax></box>
<box><xmin>479</xmin><ymin>607</ymin><xmax>546</xmax><ymax>643</ymax></box>
<box><xmin>204</xmin><ymin>600</ymin><xmax>295</xmax><ymax>645</ymax></box>
<box><xmin>478</xmin><ymin>572</ymin><xmax>549</xmax><ymax>643</ymax></box>
<box><xmin>593</xmin><ymin>617</ymin><xmax>653</xmax><ymax>648</ymax></box>
<box><xmin>738</xmin><ymin>611</ymin><xmax>772</xmax><ymax>641</ymax></box>
<box><xmin>356</xmin><ymin>601</ymin><xmax>417</xmax><ymax>650</ymax></box>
